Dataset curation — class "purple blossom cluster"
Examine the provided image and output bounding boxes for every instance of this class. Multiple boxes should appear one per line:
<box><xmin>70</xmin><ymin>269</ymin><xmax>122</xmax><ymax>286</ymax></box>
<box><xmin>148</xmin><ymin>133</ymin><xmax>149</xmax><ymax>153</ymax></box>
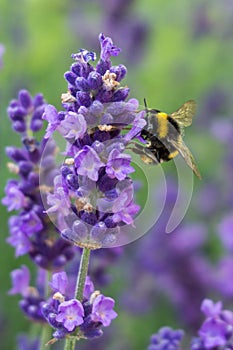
<box><xmin>147</xmin><ymin>327</ymin><xmax>184</xmax><ymax>350</ymax></box>
<box><xmin>9</xmin><ymin>266</ymin><xmax>117</xmax><ymax>342</ymax></box>
<box><xmin>42</xmin><ymin>271</ymin><xmax>117</xmax><ymax>341</ymax></box>
<box><xmin>193</xmin><ymin>299</ymin><xmax>233</xmax><ymax>349</ymax></box>
<box><xmin>2</xmin><ymin>90</ymin><xmax>74</xmax><ymax>269</ymax></box>
<box><xmin>9</xmin><ymin>265</ymin><xmax>46</xmax><ymax>322</ymax></box>
<box><xmin>42</xmin><ymin>33</ymin><xmax>144</xmax><ymax>249</ymax></box>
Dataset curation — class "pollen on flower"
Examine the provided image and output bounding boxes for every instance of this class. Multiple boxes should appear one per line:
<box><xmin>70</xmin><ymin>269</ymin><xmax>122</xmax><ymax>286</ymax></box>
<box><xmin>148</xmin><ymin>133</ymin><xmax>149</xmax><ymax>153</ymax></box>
<box><xmin>64</xmin><ymin>158</ymin><xmax>75</xmax><ymax>165</ymax></box>
<box><xmin>102</xmin><ymin>70</ymin><xmax>120</xmax><ymax>91</ymax></box>
<box><xmin>98</xmin><ymin>124</ymin><xmax>114</xmax><ymax>132</ymax></box>
<box><xmin>90</xmin><ymin>290</ymin><xmax>101</xmax><ymax>304</ymax></box>
<box><xmin>61</xmin><ymin>91</ymin><xmax>77</xmax><ymax>103</ymax></box>
<box><xmin>53</xmin><ymin>292</ymin><xmax>65</xmax><ymax>303</ymax></box>
<box><xmin>7</xmin><ymin>162</ymin><xmax>19</xmax><ymax>174</ymax></box>
<box><xmin>83</xmin><ymin>203</ymin><xmax>94</xmax><ymax>212</ymax></box>
<box><xmin>75</xmin><ymin>198</ymin><xmax>91</xmax><ymax>212</ymax></box>
<box><xmin>39</xmin><ymin>185</ymin><xmax>53</xmax><ymax>193</ymax></box>
<box><xmin>27</xmin><ymin>286</ymin><xmax>39</xmax><ymax>297</ymax></box>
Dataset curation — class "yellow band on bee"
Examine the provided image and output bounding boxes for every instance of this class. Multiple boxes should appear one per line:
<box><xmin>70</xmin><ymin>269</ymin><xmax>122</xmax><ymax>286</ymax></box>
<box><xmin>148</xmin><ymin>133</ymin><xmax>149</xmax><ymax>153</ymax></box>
<box><xmin>168</xmin><ymin>150</ymin><xmax>179</xmax><ymax>159</ymax></box>
<box><xmin>157</xmin><ymin>112</ymin><xmax>168</xmax><ymax>138</ymax></box>
<box><xmin>157</xmin><ymin>112</ymin><xmax>168</xmax><ymax>119</ymax></box>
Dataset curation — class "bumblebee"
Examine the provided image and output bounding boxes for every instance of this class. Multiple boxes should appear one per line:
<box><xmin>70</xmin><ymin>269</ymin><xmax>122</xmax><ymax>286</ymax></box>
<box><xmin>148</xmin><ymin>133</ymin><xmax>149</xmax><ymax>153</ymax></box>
<box><xmin>131</xmin><ymin>100</ymin><xmax>201</xmax><ymax>179</ymax></box>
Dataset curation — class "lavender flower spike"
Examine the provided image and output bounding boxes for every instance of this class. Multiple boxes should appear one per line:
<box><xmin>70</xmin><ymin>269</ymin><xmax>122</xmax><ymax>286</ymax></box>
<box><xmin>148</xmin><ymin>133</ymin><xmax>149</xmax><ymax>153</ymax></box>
<box><xmin>43</xmin><ymin>33</ymin><xmax>143</xmax><ymax>249</ymax></box>
<box><xmin>4</xmin><ymin>89</ymin><xmax>74</xmax><ymax>271</ymax></box>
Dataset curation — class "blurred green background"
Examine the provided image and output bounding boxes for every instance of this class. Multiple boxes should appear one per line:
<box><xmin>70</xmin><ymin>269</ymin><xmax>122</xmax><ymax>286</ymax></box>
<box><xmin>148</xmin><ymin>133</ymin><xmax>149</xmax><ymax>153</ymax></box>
<box><xmin>1</xmin><ymin>0</ymin><xmax>233</xmax><ymax>349</ymax></box>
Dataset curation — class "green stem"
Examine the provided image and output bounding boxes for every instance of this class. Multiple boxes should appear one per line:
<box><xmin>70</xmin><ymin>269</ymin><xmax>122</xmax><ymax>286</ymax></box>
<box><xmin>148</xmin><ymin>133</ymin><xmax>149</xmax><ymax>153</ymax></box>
<box><xmin>64</xmin><ymin>337</ymin><xmax>76</xmax><ymax>350</ymax></box>
<box><xmin>64</xmin><ymin>247</ymin><xmax>91</xmax><ymax>350</ymax></box>
<box><xmin>75</xmin><ymin>247</ymin><xmax>91</xmax><ymax>301</ymax></box>
<box><xmin>40</xmin><ymin>324</ymin><xmax>51</xmax><ymax>350</ymax></box>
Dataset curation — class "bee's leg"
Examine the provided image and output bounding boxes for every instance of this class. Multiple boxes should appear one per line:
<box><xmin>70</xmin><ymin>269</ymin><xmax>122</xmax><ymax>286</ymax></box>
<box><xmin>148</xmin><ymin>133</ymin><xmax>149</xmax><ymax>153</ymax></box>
<box><xmin>127</xmin><ymin>142</ymin><xmax>159</xmax><ymax>164</ymax></box>
<box><xmin>126</xmin><ymin>142</ymin><xmax>143</xmax><ymax>154</ymax></box>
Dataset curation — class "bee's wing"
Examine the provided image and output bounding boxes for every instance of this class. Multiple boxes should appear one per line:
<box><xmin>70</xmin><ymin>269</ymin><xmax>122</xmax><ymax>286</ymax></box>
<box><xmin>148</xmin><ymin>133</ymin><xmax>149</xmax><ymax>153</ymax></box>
<box><xmin>169</xmin><ymin>137</ymin><xmax>202</xmax><ymax>179</ymax></box>
<box><xmin>170</xmin><ymin>100</ymin><xmax>196</xmax><ymax>127</ymax></box>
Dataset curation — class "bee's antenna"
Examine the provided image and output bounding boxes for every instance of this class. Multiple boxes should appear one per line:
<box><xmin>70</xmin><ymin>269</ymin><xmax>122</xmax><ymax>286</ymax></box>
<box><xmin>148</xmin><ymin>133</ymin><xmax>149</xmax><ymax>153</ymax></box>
<box><xmin>143</xmin><ymin>98</ymin><xmax>148</xmax><ymax>111</ymax></box>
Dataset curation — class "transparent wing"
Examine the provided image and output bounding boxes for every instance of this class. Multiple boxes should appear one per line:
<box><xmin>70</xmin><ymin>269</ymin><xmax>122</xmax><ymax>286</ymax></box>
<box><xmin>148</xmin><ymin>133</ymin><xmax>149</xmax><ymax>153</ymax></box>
<box><xmin>170</xmin><ymin>100</ymin><xmax>197</xmax><ymax>127</ymax></box>
<box><xmin>170</xmin><ymin>137</ymin><xmax>201</xmax><ymax>179</ymax></box>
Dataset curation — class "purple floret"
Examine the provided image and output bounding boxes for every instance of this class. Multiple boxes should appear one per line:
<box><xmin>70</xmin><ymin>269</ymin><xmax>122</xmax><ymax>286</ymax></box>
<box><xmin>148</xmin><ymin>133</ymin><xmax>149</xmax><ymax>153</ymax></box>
<box><xmin>99</xmin><ymin>33</ymin><xmax>121</xmax><ymax>61</ymax></box>
<box><xmin>2</xmin><ymin>180</ymin><xmax>27</xmax><ymax>211</ymax></box>
<box><xmin>56</xmin><ymin>299</ymin><xmax>84</xmax><ymax>331</ymax></box>
<box><xmin>58</xmin><ymin>111</ymin><xmax>87</xmax><ymax>140</ymax></box>
<box><xmin>199</xmin><ymin>318</ymin><xmax>229</xmax><ymax>349</ymax></box>
<box><xmin>83</xmin><ymin>276</ymin><xmax>95</xmax><ymax>300</ymax></box>
<box><xmin>74</xmin><ymin>146</ymin><xmax>105</xmax><ymax>181</ymax></box>
<box><xmin>49</xmin><ymin>272</ymin><xmax>68</xmax><ymax>295</ymax></box>
<box><xmin>8</xmin><ymin>265</ymin><xmax>30</xmax><ymax>297</ymax></box>
<box><xmin>106</xmin><ymin>149</ymin><xmax>134</xmax><ymax>180</ymax></box>
<box><xmin>91</xmin><ymin>294</ymin><xmax>117</xmax><ymax>326</ymax></box>
<box><xmin>42</xmin><ymin>104</ymin><xmax>60</xmax><ymax>138</ymax></box>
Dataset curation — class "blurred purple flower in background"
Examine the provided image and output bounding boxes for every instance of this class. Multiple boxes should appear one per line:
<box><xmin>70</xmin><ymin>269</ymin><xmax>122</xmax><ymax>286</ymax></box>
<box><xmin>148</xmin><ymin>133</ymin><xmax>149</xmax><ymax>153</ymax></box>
<box><xmin>121</xmin><ymin>179</ymin><xmax>215</xmax><ymax>329</ymax></box>
<box><xmin>147</xmin><ymin>299</ymin><xmax>233</xmax><ymax>350</ymax></box>
<box><xmin>17</xmin><ymin>335</ymin><xmax>40</xmax><ymax>350</ymax></box>
<box><xmin>2</xmin><ymin>90</ymin><xmax>75</xmax><ymax>270</ymax></box>
<box><xmin>147</xmin><ymin>327</ymin><xmax>184</xmax><ymax>350</ymax></box>
<box><xmin>8</xmin><ymin>265</ymin><xmax>30</xmax><ymax>297</ymax></box>
<box><xmin>68</xmin><ymin>0</ymin><xmax>148</xmax><ymax>64</ymax></box>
